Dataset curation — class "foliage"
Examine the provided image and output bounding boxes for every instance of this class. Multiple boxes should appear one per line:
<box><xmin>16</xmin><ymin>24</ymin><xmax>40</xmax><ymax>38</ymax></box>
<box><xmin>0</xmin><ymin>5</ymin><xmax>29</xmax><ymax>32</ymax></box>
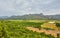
<box><xmin>56</xmin><ymin>23</ymin><xmax>60</xmax><ymax>27</ymax></box>
<box><xmin>0</xmin><ymin>20</ymin><xmax>57</xmax><ymax>38</ymax></box>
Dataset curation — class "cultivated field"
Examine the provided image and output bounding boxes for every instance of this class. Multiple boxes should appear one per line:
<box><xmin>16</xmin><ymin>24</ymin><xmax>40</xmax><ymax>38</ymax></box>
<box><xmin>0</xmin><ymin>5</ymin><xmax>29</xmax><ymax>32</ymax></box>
<box><xmin>0</xmin><ymin>20</ymin><xmax>60</xmax><ymax>38</ymax></box>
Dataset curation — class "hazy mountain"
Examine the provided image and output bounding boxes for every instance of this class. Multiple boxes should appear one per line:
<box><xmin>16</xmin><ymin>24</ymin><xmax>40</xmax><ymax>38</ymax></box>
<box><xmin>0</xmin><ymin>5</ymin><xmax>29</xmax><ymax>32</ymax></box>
<box><xmin>0</xmin><ymin>13</ymin><xmax>60</xmax><ymax>20</ymax></box>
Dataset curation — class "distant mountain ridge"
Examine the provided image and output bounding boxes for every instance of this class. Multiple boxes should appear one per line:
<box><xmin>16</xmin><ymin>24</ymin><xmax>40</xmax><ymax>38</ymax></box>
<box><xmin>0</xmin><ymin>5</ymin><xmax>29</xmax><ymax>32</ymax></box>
<box><xmin>0</xmin><ymin>13</ymin><xmax>60</xmax><ymax>20</ymax></box>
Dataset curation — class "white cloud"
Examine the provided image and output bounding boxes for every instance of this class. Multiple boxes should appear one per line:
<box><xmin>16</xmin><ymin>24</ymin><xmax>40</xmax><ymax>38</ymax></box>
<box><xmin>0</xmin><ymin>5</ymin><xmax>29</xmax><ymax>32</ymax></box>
<box><xmin>0</xmin><ymin>0</ymin><xmax>60</xmax><ymax>16</ymax></box>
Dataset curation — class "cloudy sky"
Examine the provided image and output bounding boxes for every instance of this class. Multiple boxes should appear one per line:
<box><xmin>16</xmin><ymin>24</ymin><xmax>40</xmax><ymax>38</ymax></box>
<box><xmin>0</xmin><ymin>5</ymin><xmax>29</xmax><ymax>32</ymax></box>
<box><xmin>0</xmin><ymin>0</ymin><xmax>60</xmax><ymax>16</ymax></box>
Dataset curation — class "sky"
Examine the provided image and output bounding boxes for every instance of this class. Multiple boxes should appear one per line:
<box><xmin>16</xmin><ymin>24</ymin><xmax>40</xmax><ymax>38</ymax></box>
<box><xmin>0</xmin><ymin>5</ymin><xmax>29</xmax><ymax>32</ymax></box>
<box><xmin>0</xmin><ymin>0</ymin><xmax>60</xmax><ymax>16</ymax></box>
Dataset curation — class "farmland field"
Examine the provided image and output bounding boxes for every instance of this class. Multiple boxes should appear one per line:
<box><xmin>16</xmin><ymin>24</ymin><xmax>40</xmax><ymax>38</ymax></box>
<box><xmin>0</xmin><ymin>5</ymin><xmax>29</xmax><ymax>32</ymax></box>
<box><xmin>0</xmin><ymin>20</ymin><xmax>60</xmax><ymax>38</ymax></box>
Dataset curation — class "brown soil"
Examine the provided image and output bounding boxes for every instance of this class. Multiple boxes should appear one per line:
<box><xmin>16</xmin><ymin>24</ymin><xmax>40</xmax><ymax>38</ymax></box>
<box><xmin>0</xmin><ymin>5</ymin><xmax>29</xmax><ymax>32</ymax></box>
<box><xmin>26</xmin><ymin>27</ymin><xmax>60</xmax><ymax>37</ymax></box>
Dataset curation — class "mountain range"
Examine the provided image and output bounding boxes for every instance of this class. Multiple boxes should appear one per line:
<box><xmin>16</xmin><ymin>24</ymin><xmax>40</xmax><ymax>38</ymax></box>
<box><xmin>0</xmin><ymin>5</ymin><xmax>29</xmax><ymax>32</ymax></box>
<box><xmin>0</xmin><ymin>13</ymin><xmax>60</xmax><ymax>20</ymax></box>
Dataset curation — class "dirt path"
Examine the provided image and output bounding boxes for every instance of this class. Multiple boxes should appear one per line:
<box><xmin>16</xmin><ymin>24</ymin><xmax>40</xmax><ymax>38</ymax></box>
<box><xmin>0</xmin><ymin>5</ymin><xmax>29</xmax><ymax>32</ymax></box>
<box><xmin>26</xmin><ymin>27</ymin><xmax>60</xmax><ymax>37</ymax></box>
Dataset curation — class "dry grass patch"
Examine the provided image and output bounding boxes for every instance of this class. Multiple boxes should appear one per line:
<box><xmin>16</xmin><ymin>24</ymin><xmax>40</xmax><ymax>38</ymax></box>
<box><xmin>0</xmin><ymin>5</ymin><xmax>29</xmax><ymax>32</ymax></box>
<box><xmin>41</xmin><ymin>23</ymin><xmax>58</xmax><ymax>30</ymax></box>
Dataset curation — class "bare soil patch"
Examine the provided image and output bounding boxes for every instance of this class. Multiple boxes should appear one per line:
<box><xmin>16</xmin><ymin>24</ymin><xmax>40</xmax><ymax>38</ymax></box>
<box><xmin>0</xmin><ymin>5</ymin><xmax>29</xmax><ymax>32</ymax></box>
<box><xmin>26</xmin><ymin>27</ymin><xmax>60</xmax><ymax>37</ymax></box>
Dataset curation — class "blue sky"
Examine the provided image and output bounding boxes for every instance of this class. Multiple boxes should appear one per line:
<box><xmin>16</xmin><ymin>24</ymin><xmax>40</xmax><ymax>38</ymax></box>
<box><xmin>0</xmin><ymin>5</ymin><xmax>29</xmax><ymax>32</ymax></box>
<box><xmin>0</xmin><ymin>0</ymin><xmax>60</xmax><ymax>16</ymax></box>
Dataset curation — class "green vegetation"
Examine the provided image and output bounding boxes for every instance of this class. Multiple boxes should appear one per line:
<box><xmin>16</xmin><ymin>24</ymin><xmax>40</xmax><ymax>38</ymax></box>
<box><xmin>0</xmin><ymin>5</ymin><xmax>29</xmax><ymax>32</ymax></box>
<box><xmin>0</xmin><ymin>20</ymin><xmax>60</xmax><ymax>38</ymax></box>
<box><xmin>56</xmin><ymin>23</ymin><xmax>60</xmax><ymax>27</ymax></box>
